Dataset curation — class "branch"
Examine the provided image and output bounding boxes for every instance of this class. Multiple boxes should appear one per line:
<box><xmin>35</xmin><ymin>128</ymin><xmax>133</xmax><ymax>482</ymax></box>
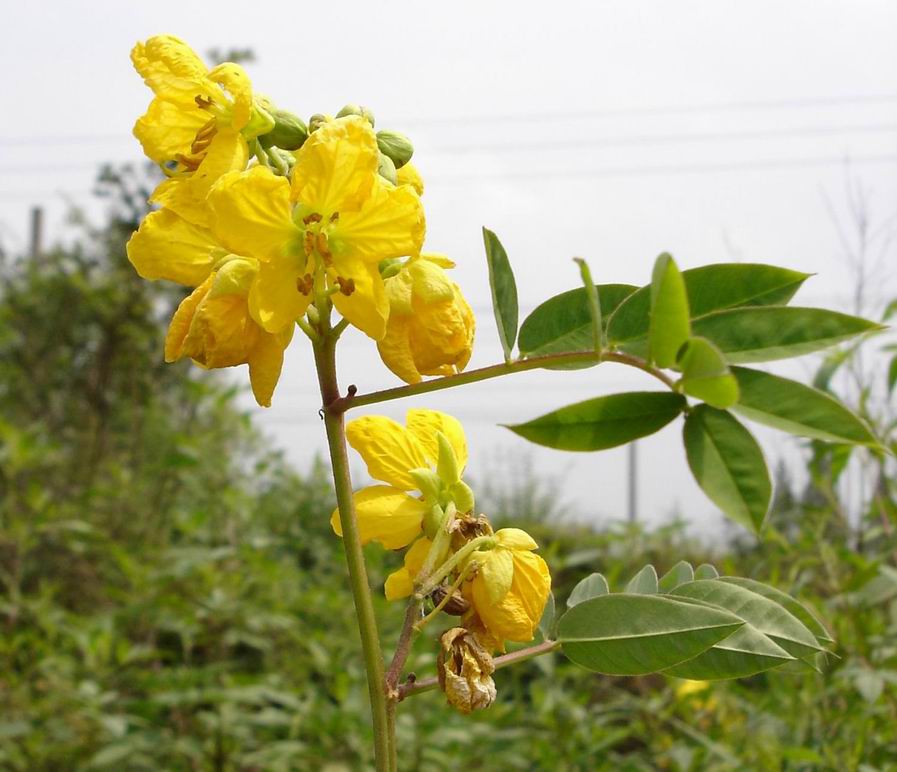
<box><xmin>397</xmin><ymin>639</ymin><xmax>561</xmax><ymax>701</ymax></box>
<box><xmin>385</xmin><ymin>599</ymin><xmax>421</xmax><ymax>697</ymax></box>
<box><xmin>331</xmin><ymin>350</ymin><xmax>676</xmax><ymax>413</ymax></box>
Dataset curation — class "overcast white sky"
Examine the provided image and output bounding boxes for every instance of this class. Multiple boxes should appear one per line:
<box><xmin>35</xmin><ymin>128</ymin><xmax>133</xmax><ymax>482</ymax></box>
<box><xmin>2</xmin><ymin>1</ymin><xmax>896</xmax><ymax>531</ymax></box>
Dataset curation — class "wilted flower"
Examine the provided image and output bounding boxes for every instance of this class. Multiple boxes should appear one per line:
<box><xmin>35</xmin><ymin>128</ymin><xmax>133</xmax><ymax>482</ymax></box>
<box><xmin>438</xmin><ymin>627</ymin><xmax>497</xmax><ymax>714</ymax></box>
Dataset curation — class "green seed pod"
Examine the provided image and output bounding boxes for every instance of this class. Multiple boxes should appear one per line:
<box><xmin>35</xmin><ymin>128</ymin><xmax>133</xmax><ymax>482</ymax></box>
<box><xmin>376</xmin><ymin>130</ymin><xmax>414</xmax><ymax>169</ymax></box>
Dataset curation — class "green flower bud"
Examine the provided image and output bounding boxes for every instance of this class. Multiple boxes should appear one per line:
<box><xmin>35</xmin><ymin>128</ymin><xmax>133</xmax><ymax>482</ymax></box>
<box><xmin>378</xmin><ymin>152</ymin><xmax>398</xmax><ymax>185</ymax></box>
<box><xmin>378</xmin><ymin>257</ymin><xmax>404</xmax><ymax>279</ymax></box>
<box><xmin>376</xmin><ymin>130</ymin><xmax>414</xmax><ymax>169</ymax></box>
<box><xmin>308</xmin><ymin>113</ymin><xmax>329</xmax><ymax>133</ymax></box>
<box><xmin>422</xmin><ymin>503</ymin><xmax>446</xmax><ymax>541</ymax></box>
<box><xmin>259</xmin><ymin>108</ymin><xmax>308</xmax><ymax>150</ymax></box>
<box><xmin>336</xmin><ymin>104</ymin><xmax>375</xmax><ymax>127</ymax></box>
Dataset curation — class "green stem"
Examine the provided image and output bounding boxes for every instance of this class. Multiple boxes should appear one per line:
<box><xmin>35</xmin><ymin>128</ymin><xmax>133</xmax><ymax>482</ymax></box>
<box><xmin>313</xmin><ymin>334</ymin><xmax>394</xmax><ymax>771</ymax></box>
<box><xmin>332</xmin><ymin>350</ymin><xmax>675</xmax><ymax>413</ymax></box>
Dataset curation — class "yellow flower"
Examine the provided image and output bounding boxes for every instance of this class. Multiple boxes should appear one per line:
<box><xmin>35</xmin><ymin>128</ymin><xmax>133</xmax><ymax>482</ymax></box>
<box><xmin>378</xmin><ymin>253</ymin><xmax>475</xmax><ymax>384</ymax></box>
<box><xmin>164</xmin><ymin>258</ymin><xmax>293</xmax><ymax>407</ymax></box>
<box><xmin>330</xmin><ymin>409</ymin><xmax>468</xmax><ymax>549</ymax></box>
<box><xmin>396</xmin><ymin>162</ymin><xmax>424</xmax><ymax>196</ymax></box>
<box><xmin>206</xmin><ymin>116</ymin><xmax>425</xmax><ymax>339</ymax></box>
<box><xmin>131</xmin><ymin>35</ymin><xmax>270</xmax><ymax>227</ymax></box>
<box><xmin>464</xmin><ymin>528</ymin><xmax>551</xmax><ymax>644</ymax></box>
<box><xmin>384</xmin><ymin>537</ymin><xmax>432</xmax><ymax>600</ymax></box>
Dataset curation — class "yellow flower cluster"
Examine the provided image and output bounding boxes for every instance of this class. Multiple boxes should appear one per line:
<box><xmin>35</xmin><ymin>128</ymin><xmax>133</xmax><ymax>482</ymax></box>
<box><xmin>125</xmin><ymin>36</ymin><xmax>474</xmax><ymax>406</ymax></box>
<box><xmin>332</xmin><ymin>409</ymin><xmax>552</xmax><ymax>649</ymax></box>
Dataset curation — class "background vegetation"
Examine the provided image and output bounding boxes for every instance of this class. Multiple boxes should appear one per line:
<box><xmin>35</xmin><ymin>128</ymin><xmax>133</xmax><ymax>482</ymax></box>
<box><xmin>1</xmin><ymin>167</ymin><xmax>895</xmax><ymax>770</ymax></box>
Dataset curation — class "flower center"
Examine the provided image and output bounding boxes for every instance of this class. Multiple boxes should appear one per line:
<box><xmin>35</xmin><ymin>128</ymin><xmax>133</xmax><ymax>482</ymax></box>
<box><xmin>293</xmin><ymin>210</ymin><xmax>355</xmax><ymax>297</ymax></box>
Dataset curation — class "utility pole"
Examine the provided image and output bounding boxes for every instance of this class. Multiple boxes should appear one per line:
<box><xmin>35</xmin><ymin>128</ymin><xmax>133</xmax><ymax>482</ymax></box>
<box><xmin>627</xmin><ymin>442</ymin><xmax>638</xmax><ymax>523</ymax></box>
<box><xmin>29</xmin><ymin>206</ymin><xmax>43</xmax><ymax>260</ymax></box>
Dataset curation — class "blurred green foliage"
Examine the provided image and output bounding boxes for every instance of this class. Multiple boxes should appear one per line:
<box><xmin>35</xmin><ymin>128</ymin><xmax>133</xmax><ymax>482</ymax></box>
<box><xmin>1</xmin><ymin>169</ymin><xmax>895</xmax><ymax>770</ymax></box>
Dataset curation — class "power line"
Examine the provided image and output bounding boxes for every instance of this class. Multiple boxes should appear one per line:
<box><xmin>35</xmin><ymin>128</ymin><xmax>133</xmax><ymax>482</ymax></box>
<box><xmin>400</xmin><ymin>93</ymin><xmax>897</xmax><ymax>127</ymax></box>
<box><xmin>431</xmin><ymin>123</ymin><xmax>897</xmax><ymax>155</ymax></box>
<box><xmin>429</xmin><ymin>154</ymin><xmax>897</xmax><ymax>182</ymax></box>
<box><xmin>2</xmin><ymin>93</ymin><xmax>896</xmax><ymax>147</ymax></box>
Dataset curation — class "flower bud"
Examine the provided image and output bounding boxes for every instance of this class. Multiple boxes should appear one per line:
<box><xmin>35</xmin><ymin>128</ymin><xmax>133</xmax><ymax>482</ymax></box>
<box><xmin>336</xmin><ymin>103</ymin><xmax>375</xmax><ymax>127</ymax></box>
<box><xmin>308</xmin><ymin>113</ymin><xmax>330</xmax><ymax>133</ymax></box>
<box><xmin>448</xmin><ymin>480</ymin><xmax>475</xmax><ymax>514</ymax></box>
<box><xmin>259</xmin><ymin>108</ymin><xmax>308</xmax><ymax>150</ymax></box>
<box><xmin>376</xmin><ymin>130</ymin><xmax>414</xmax><ymax>169</ymax></box>
<box><xmin>378</xmin><ymin>152</ymin><xmax>398</xmax><ymax>185</ymax></box>
<box><xmin>438</xmin><ymin>628</ymin><xmax>497</xmax><ymax>714</ymax></box>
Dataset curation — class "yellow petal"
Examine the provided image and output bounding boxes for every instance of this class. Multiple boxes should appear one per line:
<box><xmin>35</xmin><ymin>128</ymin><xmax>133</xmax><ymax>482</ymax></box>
<box><xmin>164</xmin><ymin>275</ymin><xmax>214</xmax><ymax>362</ymax></box>
<box><xmin>508</xmin><ymin>551</ymin><xmax>552</xmax><ymax>630</ymax></box>
<box><xmin>407</xmin><ymin>258</ymin><xmax>455</xmax><ymax>304</ymax></box>
<box><xmin>133</xmin><ymin>97</ymin><xmax>208</xmax><ymax>164</ymax></box>
<box><xmin>181</xmin><ymin>293</ymin><xmax>259</xmax><ymax>368</ymax></box>
<box><xmin>384</xmin><ymin>567</ymin><xmax>414</xmax><ymax>601</ymax></box>
<box><xmin>495</xmin><ymin>528</ymin><xmax>538</xmax><ymax>551</ymax></box>
<box><xmin>331</xmin><ymin>179</ymin><xmax>425</xmax><ymax>263</ymax></box>
<box><xmin>346</xmin><ymin>416</ymin><xmax>427</xmax><ymax>490</ymax></box>
<box><xmin>477</xmin><ymin>549</ymin><xmax>515</xmax><ymax>605</ymax></box>
<box><xmin>208</xmin><ymin>166</ymin><xmax>296</xmax><ymax>260</ymax></box>
<box><xmin>384</xmin><ymin>268</ymin><xmax>414</xmax><ymax>315</ymax></box>
<box><xmin>330</xmin><ymin>260</ymin><xmax>388</xmax><ymax>341</ymax></box>
<box><xmin>151</xmin><ymin>131</ymin><xmax>250</xmax><ymax>229</ymax></box>
<box><xmin>248</xmin><ymin>255</ymin><xmax>312</xmax><ymax>333</ymax></box>
<box><xmin>377</xmin><ymin>316</ymin><xmax>422</xmax><ymax>384</ymax></box>
<box><xmin>248</xmin><ymin>324</ymin><xmax>293</xmax><ymax>407</ymax></box>
<box><xmin>420</xmin><ymin>252</ymin><xmax>455</xmax><ymax>269</ymax></box>
<box><xmin>208</xmin><ymin>62</ymin><xmax>253</xmax><ymax>130</ymax></box>
<box><xmin>396</xmin><ymin>162</ymin><xmax>424</xmax><ymax>196</ymax></box>
<box><xmin>131</xmin><ymin>35</ymin><xmax>216</xmax><ymax>107</ymax></box>
<box><xmin>127</xmin><ymin>208</ymin><xmax>217</xmax><ymax>286</ymax></box>
<box><xmin>209</xmin><ymin>257</ymin><xmax>257</xmax><ymax>298</ymax></box>
<box><xmin>330</xmin><ymin>486</ymin><xmax>427</xmax><ymax>549</ymax></box>
<box><xmin>384</xmin><ymin>537</ymin><xmax>432</xmax><ymax>600</ymax></box>
<box><xmin>405</xmin><ymin>409</ymin><xmax>468</xmax><ymax>472</ymax></box>
<box><xmin>291</xmin><ymin>115</ymin><xmax>379</xmax><ymax>214</ymax></box>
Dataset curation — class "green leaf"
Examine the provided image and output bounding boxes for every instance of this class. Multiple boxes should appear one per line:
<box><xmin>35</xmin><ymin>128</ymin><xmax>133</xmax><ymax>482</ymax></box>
<box><xmin>659</xmin><ymin>561</ymin><xmax>695</xmax><ymax>592</ymax></box>
<box><xmin>567</xmin><ymin>573</ymin><xmax>610</xmax><ymax>607</ymax></box>
<box><xmin>505</xmin><ymin>392</ymin><xmax>686</xmax><ymax>452</ymax></box>
<box><xmin>482</xmin><ymin>227</ymin><xmax>519</xmax><ymax>361</ymax></box>
<box><xmin>607</xmin><ymin>263</ymin><xmax>810</xmax><ymax>347</ymax></box>
<box><xmin>664</xmin><ymin>621</ymin><xmax>795</xmax><ymax>680</ymax></box>
<box><xmin>683</xmin><ymin>406</ymin><xmax>772</xmax><ymax>533</ymax></box>
<box><xmin>649</xmin><ymin>253</ymin><xmax>691</xmax><ymax>367</ymax></box>
<box><xmin>677</xmin><ymin>337</ymin><xmax>739</xmax><ymax>409</ymax></box>
<box><xmin>888</xmin><ymin>355</ymin><xmax>897</xmax><ymax>396</ymax></box>
<box><xmin>517</xmin><ymin>283</ymin><xmax>637</xmax><ymax>363</ymax></box>
<box><xmin>670</xmin><ymin>580</ymin><xmax>824</xmax><ymax>661</ymax></box>
<box><xmin>691</xmin><ymin>307</ymin><xmax>883</xmax><ymax>364</ymax></box>
<box><xmin>626</xmin><ymin>564</ymin><xmax>659</xmax><ymax>593</ymax></box>
<box><xmin>574</xmin><ymin>258</ymin><xmax>602</xmax><ymax>351</ymax></box>
<box><xmin>694</xmin><ymin>564</ymin><xmax>720</xmax><ymax>580</ymax></box>
<box><xmin>718</xmin><ymin>577</ymin><xmax>833</xmax><ymax>644</ymax></box>
<box><xmin>731</xmin><ymin>366</ymin><xmax>877</xmax><ymax>446</ymax></box>
<box><xmin>558</xmin><ymin>593</ymin><xmax>744</xmax><ymax>676</ymax></box>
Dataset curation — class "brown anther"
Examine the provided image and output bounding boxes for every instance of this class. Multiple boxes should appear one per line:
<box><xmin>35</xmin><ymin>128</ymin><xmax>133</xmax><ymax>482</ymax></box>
<box><xmin>335</xmin><ymin>276</ymin><xmax>355</xmax><ymax>296</ymax></box>
<box><xmin>190</xmin><ymin>135</ymin><xmax>213</xmax><ymax>155</ymax></box>
<box><xmin>316</xmin><ymin>232</ymin><xmax>332</xmax><ymax>259</ymax></box>
<box><xmin>194</xmin><ymin>117</ymin><xmax>218</xmax><ymax>140</ymax></box>
<box><xmin>302</xmin><ymin>212</ymin><xmax>323</xmax><ymax>226</ymax></box>
<box><xmin>296</xmin><ymin>273</ymin><xmax>314</xmax><ymax>295</ymax></box>
<box><xmin>174</xmin><ymin>153</ymin><xmax>202</xmax><ymax>171</ymax></box>
<box><xmin>195</xmin><ymin>95</ymin><xmax>214</xmax><ymax>109</ymax></box>
<box><xmin>303</xmin><ymin>231</ymin><xmax>316</xmax><ymax>258</ymax></box>
<box><xmin>329</xmin><ymin>211</ymin><xmax>340</xmax><ymax>223</ymax></box>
